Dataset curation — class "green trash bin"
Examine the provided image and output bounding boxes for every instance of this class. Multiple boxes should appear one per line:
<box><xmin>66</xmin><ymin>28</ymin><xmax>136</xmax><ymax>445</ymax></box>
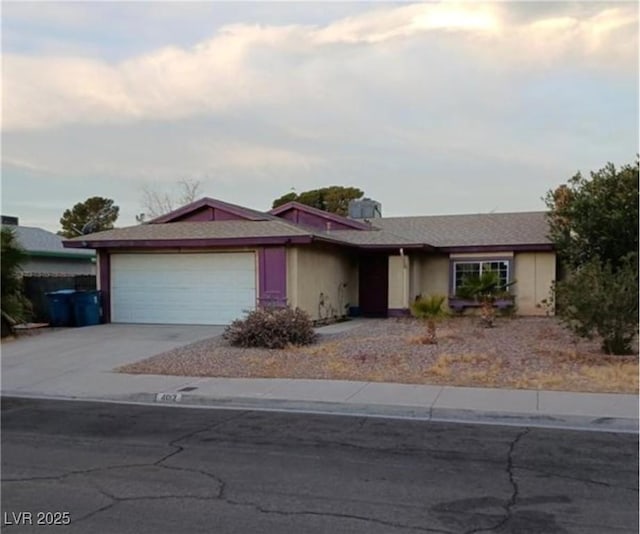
<box><xmin>71</xmin><ymin>290</ymin><xmax>102</xmax><ymax>327</ymax></box>
<box><xmin>46</xmin><ymin>289</ymin><xmax>76</xmax><ymax>327</ymax></box>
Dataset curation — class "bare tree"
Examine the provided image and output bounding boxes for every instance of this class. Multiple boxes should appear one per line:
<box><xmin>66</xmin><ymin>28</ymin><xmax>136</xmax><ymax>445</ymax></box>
<box><xmin>137</xmin><ymin>179</ymin><xmax>202</xmax><ymax>222</ymax></box>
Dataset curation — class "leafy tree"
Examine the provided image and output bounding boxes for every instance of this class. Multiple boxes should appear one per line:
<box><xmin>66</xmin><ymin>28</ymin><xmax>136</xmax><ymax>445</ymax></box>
<box><xmin>59</xmin><ymin>197</ymin><xmax>119</xmax><ymax>238</ymax></box>
<box><xmin>1</xmin><ymin>227</ymin><xmax>31</xmax><ymax>330</ymax></box>
<box><xmin>545</xmin><ymin>159</ymin><xmax>639</xmax><ymax>355</ymax></box>
<box><xmin>272</xmin><ymin>186</ymin><xmax>364</xmax><ymax>216</ymax></box>
<box><xmin>137</xmin><ymin>179</ymin><xmax>202</xmax><ymax>222</ymax></box>
<box><xmin>545</xmin><ymin>159</ymin><xmax>639</xmax><ymax>271</ymax></box>
<box><xmin>556</xmin><ymin>253</ymin><xmax>638</xmax><ymax>355</ymax></box>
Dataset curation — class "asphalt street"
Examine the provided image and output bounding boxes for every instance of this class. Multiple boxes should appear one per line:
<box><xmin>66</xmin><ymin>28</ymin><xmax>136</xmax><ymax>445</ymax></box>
<box><xmin>1</xmin><ymin>398</ymin><xmax>638</xmax><ymax>533</ymax></box>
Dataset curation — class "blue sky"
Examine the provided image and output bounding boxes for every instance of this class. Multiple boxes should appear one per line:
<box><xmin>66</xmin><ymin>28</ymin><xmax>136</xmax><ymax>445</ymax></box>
<box><xmin>2</xmin><ymin>1</ymin><xmax>638</xmax><ymax>232</ymax></box>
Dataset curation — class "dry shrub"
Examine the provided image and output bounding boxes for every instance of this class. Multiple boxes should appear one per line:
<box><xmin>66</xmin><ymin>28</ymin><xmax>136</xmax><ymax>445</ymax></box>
<box><xmin>425</xmin><ymin>354</ymin><xmax>455</xmax><ymax>378</ymax></box>
<box><xmin>580</xmin><ymin>362</ymin><xmax>638</xmax><ymax>392</ymax></box>
<box><xmin>224</xmin><ymin>306</ymin><xmax>316</xmax><ymax>349</ymax></box>
<box><xmin>322</xmin><ymin>358</ymin><xmax>360</xmax><ymax>379</ymax></box>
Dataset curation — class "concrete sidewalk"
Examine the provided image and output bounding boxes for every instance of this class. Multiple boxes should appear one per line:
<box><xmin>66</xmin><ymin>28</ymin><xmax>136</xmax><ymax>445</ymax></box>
<box><xmin>3</xmin><ymin>373</ymin><xmax>638</xmax><ymax>433</ymax></box>
<box><xmin>2</xmin><ymin>323</ymin><xmax>637</xmax><ymax>432</ymax></box>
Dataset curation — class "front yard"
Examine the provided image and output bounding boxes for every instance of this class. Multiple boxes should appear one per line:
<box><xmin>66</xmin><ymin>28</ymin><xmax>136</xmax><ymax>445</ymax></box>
<box><xmin>118</xmin><ymin>317</ymin><xmax>639</xmax><ymax>394</ymax></box>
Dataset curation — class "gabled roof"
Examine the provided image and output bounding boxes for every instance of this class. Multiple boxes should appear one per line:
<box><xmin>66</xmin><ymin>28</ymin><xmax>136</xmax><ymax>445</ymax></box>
<box><xmin>7</xmin><ymin>225</ymin><xmax>95</xmax><ymax>259</ymax></box>
<box><xmin>62</xmin><ymin>196</ymin><xmax>553</xmax><ymax>252</ymax></box>
<box><xmin>269</xmin><ymin>201</ymin><xmax>371</xmax><ymax>231</ymax></box>
<box><xmin>149</xmin><ymin>197</ymin><xmax>276</xmax><ymax>223</ymax></box>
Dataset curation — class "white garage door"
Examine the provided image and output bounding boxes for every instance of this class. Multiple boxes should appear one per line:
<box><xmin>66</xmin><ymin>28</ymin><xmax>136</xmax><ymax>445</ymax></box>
<box><xmin>111</xmin><ymin>253</ymin><xmax>256</xmax><ymax>325</ymax></box>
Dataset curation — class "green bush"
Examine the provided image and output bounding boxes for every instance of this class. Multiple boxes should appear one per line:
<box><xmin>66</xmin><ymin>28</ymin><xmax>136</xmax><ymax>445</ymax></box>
<box><xmin>410</xmin><ymin>295</ymin><xmax>447</xmax><ymax>319</ymax></box>
<box><xmin>1</xmin><ymin>227</ymin><xmax>31</xmax><ymax>328</ymax></box>
<box><xmin>223</xmin><ymin>306</ymin><xmax>316</xmax><ymax>349</ymax></box>
<box><xmin>556</xmin><ymin>253</ymin><xmax>638</xmax><ymax>355</ymax></box>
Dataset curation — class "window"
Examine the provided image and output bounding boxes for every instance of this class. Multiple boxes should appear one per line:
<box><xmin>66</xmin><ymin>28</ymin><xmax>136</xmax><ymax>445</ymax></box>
<box><xmin>453</xmin><ymin>260</ymin><xmax>510</xmax><ymax>294</ymax></box>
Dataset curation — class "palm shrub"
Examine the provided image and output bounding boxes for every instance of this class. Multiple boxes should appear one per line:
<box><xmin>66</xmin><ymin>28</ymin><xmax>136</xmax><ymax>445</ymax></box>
<box><xmin>555</xmin><ymin>253</ymin><xmax>638</xmax><ymax>355</ymax></box>
<box><xmin>410</xmin><ymin>294</ymin><xmax>448</xmax><ymax>344</ymax></box>
<box><xmin>223</xmin><ymin>306</ymin><xmax>316</xmax><ymax>349</ymax></box>
<box><xmin>456</xmin><ymin>270</ymin><xmax>515</xmax><ymax>327</ymax></box>
<box><xmin>1</xmin><ymin>227</ymin><xmax>30</xmax><ymax>333</ymax></box>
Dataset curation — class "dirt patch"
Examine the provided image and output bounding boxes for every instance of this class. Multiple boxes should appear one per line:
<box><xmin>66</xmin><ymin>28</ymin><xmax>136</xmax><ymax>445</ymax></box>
<box><xmin>117</xmin><ymin>317</ymin><xmax>639</xmax><ymax>394</ymax></box>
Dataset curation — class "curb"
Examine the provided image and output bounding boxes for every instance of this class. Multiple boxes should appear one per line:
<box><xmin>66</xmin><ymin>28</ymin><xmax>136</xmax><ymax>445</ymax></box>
<box><xmin>3</xmin><ymin>391</ymin><xmax>638</xmax><ymax>434</ymax></box>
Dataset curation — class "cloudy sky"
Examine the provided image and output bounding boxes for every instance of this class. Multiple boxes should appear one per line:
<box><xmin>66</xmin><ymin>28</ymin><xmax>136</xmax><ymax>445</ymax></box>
<box><xmin>2</xmin><ymin>1</ymin><xmax>638</xmax><ymax>232</ymax></box>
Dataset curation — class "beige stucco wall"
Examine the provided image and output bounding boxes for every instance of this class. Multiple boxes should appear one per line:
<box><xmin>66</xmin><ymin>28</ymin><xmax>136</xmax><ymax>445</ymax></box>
<box><xmin>513</xmin><ymin>252</ymin><xmax>556</xmax><ymax>315</ymax></box>
<box><xmin>409</xmin><ymin>251</ymin><xmax>556</xmax><ymax>316</ymax></box>
<box><xmin>414</xmin><ymin>254</ymin><xmax>451</xmax><ymax>298</ymax></box>
<box><xmin>291</xmin><ymin>245</ymin><xmax>357</xmax><ymax>321</ymax></box>
<box><xmin>388</xmin><ymin>255</ymin><xmax>410</xmax><ymax>309</ymax></box>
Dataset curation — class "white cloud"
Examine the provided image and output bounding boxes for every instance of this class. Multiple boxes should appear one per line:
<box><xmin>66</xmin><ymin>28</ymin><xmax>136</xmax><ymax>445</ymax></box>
<box><xmin>3</xmin><ymin>3</ymin><xmax>637</xmax><ymax>131</ymax></box>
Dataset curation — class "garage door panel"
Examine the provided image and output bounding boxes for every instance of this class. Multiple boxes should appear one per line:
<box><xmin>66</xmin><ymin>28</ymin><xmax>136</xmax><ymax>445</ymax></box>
<box><xmin>111</xmin><ymin>253</ymin><xmax>256</xmax><ymax>325</ymax></box>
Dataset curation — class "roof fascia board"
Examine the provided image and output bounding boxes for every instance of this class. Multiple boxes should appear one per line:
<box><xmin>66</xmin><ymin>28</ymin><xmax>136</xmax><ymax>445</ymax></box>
<box><xmin>63</xmin><ymin>235</ymin><xmax>314</xmax><ymax>249</ymax></box>
<box><xmin>439</xmin><ymin>244</ymin><xmax>554</xmax><ymax>253</ymax></box>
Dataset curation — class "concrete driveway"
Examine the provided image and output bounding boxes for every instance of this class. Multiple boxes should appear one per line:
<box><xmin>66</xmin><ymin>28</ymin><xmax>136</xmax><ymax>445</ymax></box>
<box><xmin>1</xmin><ymin>324</ymin><xmax>223</xmax><ymax>398</ymax></box>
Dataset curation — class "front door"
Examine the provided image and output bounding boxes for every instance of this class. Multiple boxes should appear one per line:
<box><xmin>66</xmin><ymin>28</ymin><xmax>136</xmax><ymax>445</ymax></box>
<box><xmin>358</xmin><ymin>254</ymin><xmax>388</xmax><ymax>317</ymax></box>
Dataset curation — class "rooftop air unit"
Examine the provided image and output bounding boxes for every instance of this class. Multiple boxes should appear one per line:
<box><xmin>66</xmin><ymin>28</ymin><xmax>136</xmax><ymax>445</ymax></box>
<box><xmin>348</xmin><ymin>198</ymin><xmax>382</xmax><ymax>220</ymax></box>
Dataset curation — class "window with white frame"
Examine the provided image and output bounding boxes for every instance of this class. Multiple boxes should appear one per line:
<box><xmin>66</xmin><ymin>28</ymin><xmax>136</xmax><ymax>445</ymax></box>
<box><xmin>453</xmin><ymin>260</ymin><xmax>510</xmax><ymax>294</ymax></box>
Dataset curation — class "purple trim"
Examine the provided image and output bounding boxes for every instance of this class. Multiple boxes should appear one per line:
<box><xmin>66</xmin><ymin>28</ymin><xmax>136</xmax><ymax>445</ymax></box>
<box><xmin>270</xmin><ymin>201</ymin><xmax>372</xmax><ymax>231</ymax></box>
<box><xmin>64</xmin><ymin>235</ymin><xmax>313</xmax><ymax>249</ymax></box>
<box><xmin>257</xmin><ymin>247</ymin><xmax>287</xmax><ymax>307</ymax></box>
<box><xmin>441</xmin><ymin>244</ymin><xmax>554</xmax><ymax>253</ymax></box>
<box><xmin>172</xmin><ymin>206</ymin><xmax>214</xmax><ymax>222</ymax></box>
<box><xmin>99</xmin><ymin>251</ymin><xmax>111</xmax><ymax>323</ymax></box>
<box><xmin>388</xmin><ymin>308</ymin><xmax>410</xmax><ymax>317</ymax></box>
<box><xmin>448</xmin><ymin>297</ymin><xmax>515</xmax><ymax>313</ymax></box>
<box><xmin>349</xmin><ymin>244</ymin><xmax>432</xmax><ymax>250</ymax></box>
<box><xmin>149</xmin><ymin>197</ymin><xmax>269</xmax><ymax>223</ymax></box>
<box><xmin>276</xmin><ymin>209</ymin><xmax>357</xmax><ymax>231</ymax></box>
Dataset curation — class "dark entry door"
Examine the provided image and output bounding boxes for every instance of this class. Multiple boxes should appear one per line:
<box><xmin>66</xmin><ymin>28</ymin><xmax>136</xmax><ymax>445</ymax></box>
<box><xmin>358</xmin><ymin>255</ymin><xmax>388</xmax><ymax>317</ymax></box>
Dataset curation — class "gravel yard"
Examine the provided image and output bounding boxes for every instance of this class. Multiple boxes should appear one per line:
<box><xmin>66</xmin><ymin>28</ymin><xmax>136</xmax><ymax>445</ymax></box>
<box><xmin>118</xmin><ymin>317</ymin><xmax>639</xmax><ymax>393</ymax></box>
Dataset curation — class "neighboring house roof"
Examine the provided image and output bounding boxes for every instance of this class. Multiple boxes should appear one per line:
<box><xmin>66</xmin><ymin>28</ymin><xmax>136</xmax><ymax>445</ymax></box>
<box><xmin>63</xmin><ymin>197</ymin><xmax>553</xmax><ymax>252</ymax></box>
<box><xmin>7</xmin><ymin>226</ymin><xmax>95</xmax><ymax>259</ymax></box>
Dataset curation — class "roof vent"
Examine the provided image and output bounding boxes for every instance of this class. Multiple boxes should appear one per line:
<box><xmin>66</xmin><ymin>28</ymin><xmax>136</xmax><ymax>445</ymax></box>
<box><xmin>348</xmin><ymin>198</ymin><xmax>381</xmax><ymax>220</ymax></box>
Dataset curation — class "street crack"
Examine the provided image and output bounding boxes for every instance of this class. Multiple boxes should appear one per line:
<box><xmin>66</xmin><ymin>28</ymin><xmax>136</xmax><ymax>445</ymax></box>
<box><xmin>223</xmin><ymin>497</ymin><xmax>453</xmax><ymax>533</ymax></box>
<box><xmin>464</xmin><ymin>427</ymin><xmax>530</xmax><ymax>534</ymax></box>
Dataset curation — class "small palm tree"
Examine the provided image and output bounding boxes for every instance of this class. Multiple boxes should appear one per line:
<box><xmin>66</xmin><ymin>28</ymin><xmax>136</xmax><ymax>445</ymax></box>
<box><xmin>457</xmin><ymin>270</ymin><xmax>515</xmax><ymax>327</ymax></box>
<box><xmin>411</xmin><ymin>295</ymin><xmax>448</xmax><ymax>344</ymax></box>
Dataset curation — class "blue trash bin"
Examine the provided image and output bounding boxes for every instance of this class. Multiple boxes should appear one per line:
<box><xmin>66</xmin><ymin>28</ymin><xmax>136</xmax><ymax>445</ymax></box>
<box><xmin>72</xmin><ymin>290</ymin><xmax>102</xmax><ymax>327</ymax></box>
<box><xmin>46</xmin><ymin>289</ymin><xmax>76</xmax><ymax>327</ymax></box>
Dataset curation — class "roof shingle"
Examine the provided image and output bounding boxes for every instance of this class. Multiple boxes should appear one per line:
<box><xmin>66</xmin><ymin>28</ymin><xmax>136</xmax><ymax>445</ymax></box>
<box><xmin>370</xmin><ymin>212</ymin><xmax>551</xmax><ymax>247</ymax></box>
<box><xmin>8</xmin><ymin>226</ymin><xmax>95</xmax><ymax>257</ymax></box>
<box><xmin>66</xmin><ymin>220</ymin><xmax>312</xmax><ymax>242</ymax></box>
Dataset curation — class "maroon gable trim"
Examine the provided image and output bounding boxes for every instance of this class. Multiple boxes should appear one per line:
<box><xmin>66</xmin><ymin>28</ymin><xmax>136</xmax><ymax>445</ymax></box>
<box><xmin>270</xmin><ymin>202</ymin><xmax>371</xmax><ymax>231</ymax></box>
<box><xmin>149</xmin><ymin>197</ymin><xmax>270</xmax><ymax>224</ymax></box>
